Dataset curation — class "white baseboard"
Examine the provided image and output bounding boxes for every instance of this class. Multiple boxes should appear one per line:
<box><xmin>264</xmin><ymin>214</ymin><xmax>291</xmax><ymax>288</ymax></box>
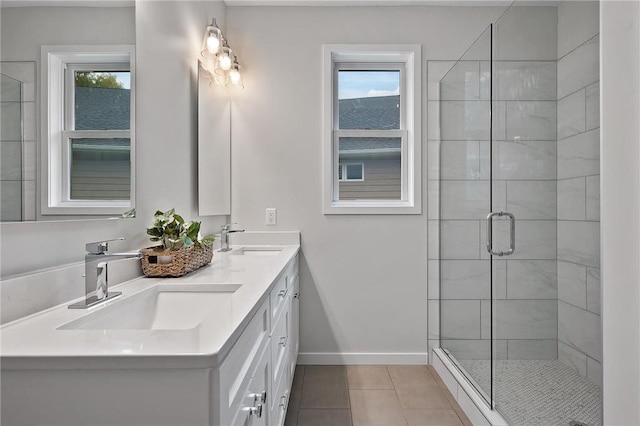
<box><xmin>297</xmin><ymin>352</ymin><xmax>429</xmax><ymax>365</ymax></box>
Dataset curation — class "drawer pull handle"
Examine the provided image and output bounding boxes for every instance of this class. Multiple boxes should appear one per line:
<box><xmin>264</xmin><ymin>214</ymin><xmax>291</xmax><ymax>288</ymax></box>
<box><xmin>244</xmin><ymin>403</ymin><xmax>263</xmax><ymax>418</ymax></box>
<box><xmin>279</xmin><ymin>395</ymin><xmax>287</xmax><ymax>409</ymax></box>
<box><xmin>249</xmin><ymin>391</ymin><xmax>267</xmax><ymax>404</ymax></box>
<box><xmin>278</xmin><ymin>289</ymin><xmax>287</xmax><ymax>298</ymax></box>
<box><xmin>294</xmin><ymin>292</ymin><xmax>300</xmax><ymax>299</ymax></box>
<box><xmin>279</xmin><ymin>336</ymin><xmax>288</xmax><ymax>347</ymax></box>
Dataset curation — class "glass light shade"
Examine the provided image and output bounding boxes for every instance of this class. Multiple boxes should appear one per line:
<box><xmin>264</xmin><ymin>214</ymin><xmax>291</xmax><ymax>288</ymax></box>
<box><xmin>219</xmin><ymin>51</ymin><xmax>232</xmax><ymax>71</ymax></box>
<box><xmin>206</xmin><ymin>31</ymin><xmax>220</xmax><ymax>54</ymax></box>
<box><xmin>229</xmin><ymin>68</ymin><xmax>241</xmax><ymax>85</ymax></box>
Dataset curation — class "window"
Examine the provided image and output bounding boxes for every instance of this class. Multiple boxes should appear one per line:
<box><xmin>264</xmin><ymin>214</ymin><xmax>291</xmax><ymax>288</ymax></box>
<box><xmin>339</xmin><ymin>163</ymin><xmax>364</xmax><ymax>181</ymax></box>
<box><xmin>42</xmin><ymin>45</ymin><xmax>135</xmax><ymax>215</ymax></box>
<box><xmin>323</xmin><ymin>45</ymin><xmax>421</xmax><ymax>214</ymax></box>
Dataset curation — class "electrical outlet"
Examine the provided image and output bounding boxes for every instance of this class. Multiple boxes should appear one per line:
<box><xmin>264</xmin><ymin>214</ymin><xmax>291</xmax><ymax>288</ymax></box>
<box><xmin>266</xmin><ymin>208</ymin><xmax>277</xmax><ymax>226</ymax></box>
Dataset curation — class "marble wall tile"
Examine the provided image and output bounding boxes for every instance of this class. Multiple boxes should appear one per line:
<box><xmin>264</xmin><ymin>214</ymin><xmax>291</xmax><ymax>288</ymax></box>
<box><xmin>557</xmin><ymin>129</ymin><xmax>600</xmax><ymax>179</ymax></box>
<box><xmin>0</xmin><ymin>62</ymin><xmax>36</xmax><ymax>102</ymax></box>
<box><xmin>429</xmin><ymin>300</ymin><xmax>440</xmax><ymax>340</ymax></box>
<box><xmin>507</xmin><ymin>339</ymin><xmax>558</xmax><ymax>360</ymax></box>
<box><xmin>427</xmin><ymin>101</ymin><xmax>440</xmax><ymax>141</ymax></box>
<box><xmin>494</xmin><ymin>61</ymin><xmax>557</xmax><ymax>101</ymax></box>
<box><xmin>0</xmin><ymin>181</ymin><xmax>21</xmax><ymax>221</ymax></box>
<box><xmin>586</xmin><ymin>175</ymin><xmax>600</xmax><ymax>221</ymax></box>
<box><xmin>428</xmin><ymin>259</ymin><xmax>439</xmax><ymax>300</ymax></box>
<box><xmin>558</xmin><ymin>34</ymin><xmax>599</xmax><ymax>99</ymax></box>
<box><xmin>427</xmin><ymin>140</ymin><xmax>440</xmax><ymax>180</ymax></box>
<box><xmin>428</xmin><ymin>220</ymin><xmax>439</xmax><ymax>260</ymax></box>
<box><xmin>559</xmin><ymin>340</ymin><xmax>588</xmax><ymax>376</ymax></box>
<box><xmin>1</xmin><ymin>142</ymin><xmax>22</xmax><ymax>180</ymax></box>
<box><xmin>23</xmin><ymin>102</ymin><xmax>36</xmax><ymax>141</ymax></box>
<box><xmin>493</xmin><ymin>300</ymin><xmax>558</xmax><ymax>340</ymax></box>
<box><xmin>440</xmin><ymin>339</ymin><xmax>507</xmax><ymax>360</ymax></box>
<box><xmin>440</xmin><ymin>141</ymin><xmax>481</xmax><ymax>180</ymax></box>
<box><xmin>440</xmin><ymin>220</ymin><xmax>480</xmax><ymax>259</ymax></box>
<box><xmin>481</xmin><ymin>219</ymin><xmax>556</xmax><ymax>260</ymax></box>
<box><xmin>427</xmin><ymin>180</ymin><xmax>439</xmax><ymax>220</ymax></box>
<box><xmin>1</xmin><ymin>102</ymin><xmax>22</xmax><ymax>141</ymax></box>
<box><xmin>427</xmin><ymin>61</ymin><xmax>457</xmax><ymax>101</ymax></box>
<box><xmin>492</xmin><ymin>101</ymin><xmax>507</xmax><ymax>141</ymax></box>
<box><xmin>558</xmin><ymin>301</ymin><xmax>601</xmax><ymax>361</ymax></box>
<box><xmin>558</xmin><ymin>89</ymin><xmax>586</xmax><ymax>140</ymax></box>
<box><xmin>1</xmin><ymin>76</ymin><xmax>21</xmax><ymax>102</ymax></box>
<box><xmin>494</xmin><ymin>140</ymin><xmax>557</xmax><ymax>180</ymax></box>
<box><xmin>587</xmin><ymin>357</ymin><xmax>602</xmax><ymax>388</ymax></box>
<box><xmin>507</xmin><ymin>180</ymin><xmax>556</xmax><ymax>219</ymax></box>
<box><xmin>440</xmin><ymin>260</ymin><xmax>503</xmax><ymax>300</ymax></box>
<box><xmin>558</xmin><ymin>221</ymin><xmax>600</xmax><ymax>267</ymax></box>
<box><xmin>23</xmin><ymin>180</ymin><xmax>36</xmax><ymax>221</ymax></box>
<box><xmin>480</xmin><ymin>61</ymin><xmax>490</xmax><ymax>101</ymax></box>
<box><xmin>439</xmin><ymin>60</ymin><xmax>481</xmax><ymax>101</ymax></box>
<box><xmin>492</xmin><ymin>180</ymin><xmax>507</xmax><ymax>212</ymax></box>
<box><xmin>22</xmin><ymin>141</ymin><xmax>36</xmax><ymax>181</ymax></box>
<box><xmin>585</xmin><ymin>82</ymin><xmax>600</xmax><ymax>131</ymax></box>
<box><xmin>440</xmin><ymin>180</ymin><xmax>490</xmax><ymax>220</ymax></box>
<box><xmin>506</xmin><ymin>101</ymin><xmax>557</xmax><ymax>141</ymax></box>
<box><xmin>440</xmin><ymin>101</ymin><xmax>490</xmax><ymax>141</ymax></box>
<box><xmin>507</xmin><ymin>260</ymin><xmax>557</xmax><ymax>299</ymax></box>
<box><xmin>440</xmin><ymin>300</ymin><xmax>481</xmax><ymax>339</ymax></box>
<box><xmin>586</xmin><ymin>267</ymin><xmax>601</xmax><ymax>315</ymax></box>
<box><xmin>557</xmin><ymin>177</ymin><xmax>586</xmax><ymax>220</ymax></box>
<box><xmin>558</xmin><ymin>260</ymin><xmax>587</xmax><ymax>309</ymax></box>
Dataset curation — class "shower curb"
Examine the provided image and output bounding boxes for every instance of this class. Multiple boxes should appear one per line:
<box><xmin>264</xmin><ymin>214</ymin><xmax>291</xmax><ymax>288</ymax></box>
<box><xmin>432</xmin><ymin>348</ymin><xmax>509</xmax><ymax>426</ymax></box>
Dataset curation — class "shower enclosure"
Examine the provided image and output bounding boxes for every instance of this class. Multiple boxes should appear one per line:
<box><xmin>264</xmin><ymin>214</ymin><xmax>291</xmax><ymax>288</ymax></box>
<box><xmin>437</xmin><ymin>2</ymin><xmax>602</xmax><ymax>425</ymax></box>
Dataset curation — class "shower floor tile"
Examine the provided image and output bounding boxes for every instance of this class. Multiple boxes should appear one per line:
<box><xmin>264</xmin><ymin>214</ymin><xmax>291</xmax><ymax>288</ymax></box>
<box><xmin>459</xmin><ymin>359</ymin><xmax>601</xmax><ymax>426</ymax></box>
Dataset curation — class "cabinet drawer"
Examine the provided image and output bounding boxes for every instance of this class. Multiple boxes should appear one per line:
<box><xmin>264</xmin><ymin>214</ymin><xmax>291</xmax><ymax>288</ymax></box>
<box><xmin>220</xmin><ymin>298</ymin><xmax>269</xmax><ymax>426</ymax></box>
<box><xmin>230</xmin><ymin>342</ymin><xmax>270</xmax><ymax>426</ymax></box>
<box><xmin>270</xmin><ymin>257</ymin><xmax>298</xmax><ymax>326</ymax></box>
<box><xmin>270</xmin><ymin>356</ymin><xmax>290</xmax><ymax>426</ymax></box>
<box><xmin>270</xmin><ymin>298</ymin><xmax>290</xmax><ymax>390</ymax></box>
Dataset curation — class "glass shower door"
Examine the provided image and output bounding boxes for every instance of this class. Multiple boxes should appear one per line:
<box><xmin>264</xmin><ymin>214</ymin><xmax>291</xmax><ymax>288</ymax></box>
<box><xmin>438</xmin><ymin>24</ymin><xmax>494</xmax><ymax>403</ymax></box>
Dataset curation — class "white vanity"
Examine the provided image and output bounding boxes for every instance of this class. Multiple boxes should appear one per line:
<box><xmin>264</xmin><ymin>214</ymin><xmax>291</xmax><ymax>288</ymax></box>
<box><xmin>0</xmin><ymin>235</ymin><xmax>300</xmax><ymax>426</ymax></box>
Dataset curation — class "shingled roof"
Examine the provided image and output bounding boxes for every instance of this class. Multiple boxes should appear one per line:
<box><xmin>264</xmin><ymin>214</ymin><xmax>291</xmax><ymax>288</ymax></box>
<box><xmin>75</xmin><ymin>86</ymin><xmax>130</xmax><ymax>131</ymax></box>
<box><xmin>339</xmin><ymin>95</ymin><xmax>400</xmax><ymax>130</ymax></box>
<box><xmin>338</xmin><ymin>95</ymin><xmax>401</xmax><ymax>153</ymax></box>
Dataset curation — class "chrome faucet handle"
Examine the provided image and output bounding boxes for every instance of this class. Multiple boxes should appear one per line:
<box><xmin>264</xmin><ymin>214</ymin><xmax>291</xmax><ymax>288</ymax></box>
<box><xmin>221</xmin><ymin>223</ymin><xmax>237</xmax><ymax>231</ymax></box>
<box><xmin>86</xmin><ymin>237</ymin><xmax>125</xmax><ymax>255</ymax></box>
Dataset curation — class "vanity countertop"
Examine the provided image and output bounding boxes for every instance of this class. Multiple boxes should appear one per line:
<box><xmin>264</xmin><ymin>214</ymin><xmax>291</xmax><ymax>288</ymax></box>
<box><xmin>0</xmin><ymin>243</ymin><xmax>299</xmax><ymax>370</ymax></box>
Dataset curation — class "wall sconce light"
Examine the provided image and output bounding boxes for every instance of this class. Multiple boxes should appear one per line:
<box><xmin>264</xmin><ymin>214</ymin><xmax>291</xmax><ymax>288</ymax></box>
<box><xmin>201</xmin><ymin>18</ymin><xmax>244</xmax><ymax>89</ymax></box>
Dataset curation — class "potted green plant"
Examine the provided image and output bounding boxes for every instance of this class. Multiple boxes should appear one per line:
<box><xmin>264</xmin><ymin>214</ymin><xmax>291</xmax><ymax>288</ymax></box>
<box><xmin>141</xmin><ymin>208</ymin><xmax>215</xmax><ymax>277</ymax></box>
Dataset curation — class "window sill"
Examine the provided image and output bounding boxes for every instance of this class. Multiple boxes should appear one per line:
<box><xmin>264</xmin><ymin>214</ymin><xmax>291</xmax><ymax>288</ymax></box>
<box><xmin>42</xmin><ymin>201</ymin><xmax>132</xmax><ymax>216</ymax></box>
<box><xmin>324</xmin><ymin>200</ymin><xmax>421</xmax><ymax>215</ymax></box>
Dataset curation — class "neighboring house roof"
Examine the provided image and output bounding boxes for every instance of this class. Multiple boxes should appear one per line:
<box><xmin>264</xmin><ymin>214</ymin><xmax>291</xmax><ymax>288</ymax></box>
<box><xmin>338</xmin><ymin>95</ymin><xmax>401</xmax><ymax>156</ymax></box>
<box><xmin>339</xmin><ymin>95</ymin><xmax>400</xmax><ymax>130</ymax></box>
<box><xmin>75</xmin><ymin>86</ymin><xmax>130</xmax><ymax>131</ymax></box>
<box><xmin>73</xmin><ymin>86</ymin><xmax>130</xmax><ymax>152</ymax></box>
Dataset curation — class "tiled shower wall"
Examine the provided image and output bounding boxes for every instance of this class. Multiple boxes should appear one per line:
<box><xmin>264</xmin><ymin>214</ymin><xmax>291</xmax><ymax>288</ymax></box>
<box><xmin>556</xmin><ymin>26</ymin><xmax>601</xmax><ymax>385</ymax></box>
<box><xmin>0</xmin><ymin>62</ymin><xmax>36</xmax><ymax>222</ymax></box>
<box><xmin>427</xmin><ymin>58</ymin><xmax>558</xmax><ymax>361</ymax></box>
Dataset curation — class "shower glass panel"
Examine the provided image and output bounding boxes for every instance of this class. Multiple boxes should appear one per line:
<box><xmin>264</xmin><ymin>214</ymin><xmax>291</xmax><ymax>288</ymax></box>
<box><xmin>438</xmin><ymin>24</ymin><xmax>493</xmax><ymax>403</ymax></box>
<box><xmin>0</xmin><ymin>73</ymin><xmax>23</xmax><ymax>222</ymax></box>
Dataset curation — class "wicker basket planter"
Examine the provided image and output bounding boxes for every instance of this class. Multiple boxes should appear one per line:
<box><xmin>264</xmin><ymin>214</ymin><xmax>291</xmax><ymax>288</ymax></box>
<box><xmin>141</xmin><ymin>244</ymin><xmax>213</xmax><ymax>278</ymax></box>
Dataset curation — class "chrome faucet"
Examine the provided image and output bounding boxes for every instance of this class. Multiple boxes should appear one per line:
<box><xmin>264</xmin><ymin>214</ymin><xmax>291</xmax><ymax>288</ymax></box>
<box><xmin>220</xmin><ymin>224</ymin><xmax>245</xmax><ymax>252</ymax></box>
<box><xmin>69</xmin><ymin>238</ymin><xmax>142</xmax><ymax>309</ymax></box>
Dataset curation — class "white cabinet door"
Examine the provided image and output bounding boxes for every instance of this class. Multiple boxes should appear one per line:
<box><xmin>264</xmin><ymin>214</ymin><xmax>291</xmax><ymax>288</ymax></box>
<box><xmin>289</xmin><ymin>274</ymin><xmax>300</xmax><ymax>379</ymax></box>
<box><xmin>232</xmin><ymin>343</ymin><xmax>270</xmax><ymax>426</ymax></box>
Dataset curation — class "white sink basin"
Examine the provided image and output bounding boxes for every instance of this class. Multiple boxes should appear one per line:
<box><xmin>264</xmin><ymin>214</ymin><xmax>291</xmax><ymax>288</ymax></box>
<box><xmin>230</xmin><ymin>247</ymin><xmax>282</xmax><ymax>256</ymax></box>
<box><xmin>58</xmin><ymin>283</ymin><xmax>241</xmax><ymax>331</ymax></box>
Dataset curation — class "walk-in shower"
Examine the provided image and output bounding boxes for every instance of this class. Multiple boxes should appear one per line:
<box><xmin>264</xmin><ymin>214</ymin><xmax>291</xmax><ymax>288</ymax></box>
<box><xmin>435</xmin><ymin>2</ymin><xmax>602</xmax><ymax>425</ymax></box>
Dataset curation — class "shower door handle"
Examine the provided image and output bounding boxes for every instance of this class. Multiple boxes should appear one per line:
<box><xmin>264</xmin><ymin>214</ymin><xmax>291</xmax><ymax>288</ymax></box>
<box><xmin>486</xmin><ymin>211</ymin><xmax>515</xmax><ymax>256</ymax></box>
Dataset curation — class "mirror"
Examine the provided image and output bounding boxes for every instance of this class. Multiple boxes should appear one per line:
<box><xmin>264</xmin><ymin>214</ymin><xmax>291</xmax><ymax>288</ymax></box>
<box><xmin>0</xmin><ymin>2</ymin><xmax>135</xmax><ymax>222</ymax></box>
<box><xmin>197</xmin><ymin>60</ymin><xmax>230</xmax><ymax>216</ymax></box>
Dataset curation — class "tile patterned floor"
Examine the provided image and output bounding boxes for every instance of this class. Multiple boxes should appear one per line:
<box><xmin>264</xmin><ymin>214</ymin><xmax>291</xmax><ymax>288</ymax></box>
<box><xmin>285</xmin><ymin>365</ymin><xmax>472</xmax><ymax>426</ymax></box>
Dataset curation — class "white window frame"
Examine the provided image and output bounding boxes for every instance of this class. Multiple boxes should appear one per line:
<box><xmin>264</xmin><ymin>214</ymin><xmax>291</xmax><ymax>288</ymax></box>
<box><xmin>41</xmin><ymin>45</ymin><xmax>135</xmax><ymax>216</ymax></box>
<box><xmin>323</xmin><ymin>45</ymin><xmax>421</xmax><ymax>215</ymax></box>
<box><xmin>339</xmin><ymin>163</ymin><xmax>365</xmax><ymax>182</ymax></box>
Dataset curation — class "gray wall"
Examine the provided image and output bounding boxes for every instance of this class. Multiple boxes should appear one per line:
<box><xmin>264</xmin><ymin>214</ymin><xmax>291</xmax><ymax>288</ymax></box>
<box><xmin>556</xmin><ymin>1</ymin><xmax>601</xmax><ymax>387</ymax></box>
